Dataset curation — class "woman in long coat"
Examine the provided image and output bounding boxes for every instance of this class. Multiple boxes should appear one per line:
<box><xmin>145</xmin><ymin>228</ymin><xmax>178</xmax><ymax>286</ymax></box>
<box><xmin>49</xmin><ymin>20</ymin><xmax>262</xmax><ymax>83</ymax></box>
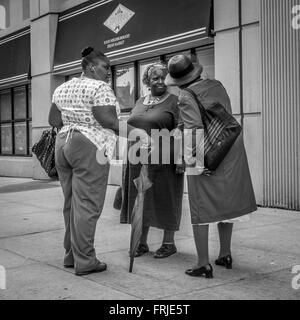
<box><xmin>165</xmin><ymin>55</ymin><xmax>257</xmax><ymax>278</ymax></box>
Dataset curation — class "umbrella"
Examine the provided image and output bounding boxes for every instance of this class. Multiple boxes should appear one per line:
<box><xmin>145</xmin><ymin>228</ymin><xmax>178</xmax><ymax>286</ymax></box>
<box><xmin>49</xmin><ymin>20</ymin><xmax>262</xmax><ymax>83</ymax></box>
<box><xmin>129</xmin><ymin>164</ymin><xmax>153</xmax><ymax>273</ymax></box>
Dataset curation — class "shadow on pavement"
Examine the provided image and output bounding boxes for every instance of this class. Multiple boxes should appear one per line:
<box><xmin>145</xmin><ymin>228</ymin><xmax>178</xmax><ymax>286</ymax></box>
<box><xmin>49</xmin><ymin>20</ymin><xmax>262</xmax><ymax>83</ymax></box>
<box><xmin>0</xmin><ymin>180</ymin><xmax>60</xmax><ymax>194</ymax></box>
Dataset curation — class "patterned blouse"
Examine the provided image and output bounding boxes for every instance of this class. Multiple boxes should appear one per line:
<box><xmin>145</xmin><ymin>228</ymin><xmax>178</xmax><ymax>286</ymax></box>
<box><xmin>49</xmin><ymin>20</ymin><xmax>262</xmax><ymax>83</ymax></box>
<box><xmin>52</xmin><ymin>75</ymin><xmax>120</xmax><ymax>160</ymax></box>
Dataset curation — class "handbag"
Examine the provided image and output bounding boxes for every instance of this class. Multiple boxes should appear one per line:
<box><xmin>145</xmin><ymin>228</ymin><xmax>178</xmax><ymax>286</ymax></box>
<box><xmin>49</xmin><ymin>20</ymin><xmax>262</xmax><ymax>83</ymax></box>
<box><xmin>184</xmin><ymin>88</ymin><xmax>242</xmax><ymax>171</ymax></box>
<box><xmin>32</xmin><ymin>127</ymin><xmax>58</xmax><ymax>178</ymax></box>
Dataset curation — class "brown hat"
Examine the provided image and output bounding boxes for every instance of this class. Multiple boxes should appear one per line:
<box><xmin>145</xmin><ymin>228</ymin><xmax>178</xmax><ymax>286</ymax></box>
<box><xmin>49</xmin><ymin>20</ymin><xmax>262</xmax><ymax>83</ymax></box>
<box><xmin>165</xmin><ymin>54</ymin><xmax>203</xmax><ymax>87</ymax></box>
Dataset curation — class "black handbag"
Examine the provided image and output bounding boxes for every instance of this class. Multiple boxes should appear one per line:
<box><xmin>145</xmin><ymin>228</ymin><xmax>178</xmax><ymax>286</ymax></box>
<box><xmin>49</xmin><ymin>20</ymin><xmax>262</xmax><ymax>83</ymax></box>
<box><xmin>184</xmin><ymin>88</ymin><xmax>242</xmax><ymax>171</ymax></box>
<box><xmin>32</xmin><ymin>128</ymin><xmax>58</xmax><ymax>178</ymax></box>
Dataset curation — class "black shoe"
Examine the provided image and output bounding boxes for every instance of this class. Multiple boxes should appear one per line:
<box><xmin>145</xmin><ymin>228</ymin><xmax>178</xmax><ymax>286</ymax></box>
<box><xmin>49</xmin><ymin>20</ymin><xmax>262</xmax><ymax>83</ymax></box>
<box><xmin>154</xmin><ymin>244</ymin><xmax>177</xmax><ymax>259</ymax></box>
<box><xmin>185</xmin><ymin>264</ymin><xmax>214</xmax><ymax>278</ymax></box>
<box><xmin>134</xmin><ymin>243</ymin><xmax>149</xmax><ymax>257</ymax></box>
<box><xmin>64</xmin><ymin>264</ymin><xmax>74</xmax><ymax>268</ymax></box>
<box><xmin>215</xmin><ymin>255</ymin><xmax>233</xmax><ymax>269</ymax></box>
<box><xmin>75</xmin><ymin>261</ymin><xmax>107</xmax><ymax>276</ymax></box>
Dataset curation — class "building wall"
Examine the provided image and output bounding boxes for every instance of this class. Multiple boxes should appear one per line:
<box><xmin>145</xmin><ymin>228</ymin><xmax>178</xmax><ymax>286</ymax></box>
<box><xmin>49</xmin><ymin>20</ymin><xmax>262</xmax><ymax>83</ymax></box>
<box><xmin>30</xmin><ymin>0</ymin><xmax>89</xmax><ymax>19</ymax></box>
<box><xmin>261</xmin><ymin>0</ymin><xmax>300</xmax><ymax>210</ymax></box>
<box><xmin>0</xmin><ymin>0</ymin><xmax>265</xmax><ymax>196</ymax></box>
<box><xmin>214</xmin><ymin>0</ymin><xmax>263</xmax><ymax>204</ymax></box>
<box><xmin>1</xmin><ymin>0</ymin><xmax>299</xmax><ymax>210</ymax></box>
<box><xmin>0</xmin><ymin>0</ymin><xmax>30</xmax><ymax>36</ymax></box>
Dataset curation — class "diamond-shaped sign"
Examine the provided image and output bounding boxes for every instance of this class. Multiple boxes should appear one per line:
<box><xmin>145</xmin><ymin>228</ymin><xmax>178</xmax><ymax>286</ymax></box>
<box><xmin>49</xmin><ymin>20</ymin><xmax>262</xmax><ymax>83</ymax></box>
<box><xmin>103</xmin><ymin>4</ymin><xmax>135</xmax><ymax>34</ymax></box>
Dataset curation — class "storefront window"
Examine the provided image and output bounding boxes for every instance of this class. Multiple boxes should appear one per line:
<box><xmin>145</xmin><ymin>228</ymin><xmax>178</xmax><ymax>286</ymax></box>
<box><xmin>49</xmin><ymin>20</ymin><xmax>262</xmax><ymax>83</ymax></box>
<box><xmin>28</xmin><ymin>121</ymin><xmax>32</xmax><ymax>153</ymax></box>
<box><xmin>1</xmin><ymin>123</ymin><xmax>12</xmax><ymax>154</ymax></box>
<box><xmin>0</xmin><ymin>84</ymin><xmax>32</xmax><ymax>156</ymax></box>
<box><xmin>0</xmin><ymin>90</ymin><xmax>11</xmax><ymax>121</ymax></box>
<box><xmin>28</xmin><ymin>85</ymin><xmax>32</xmax><ymax>118</ymax></box>
<box><xmin>196</xmin><ymin>47</ymin><xmax>215</xmax><ymax>80</ymax></box>
<box><xmin>14</xmin><ymin>87</ymin><xmax>27</xmax><ymax>119</ymax></box>
<box><xmin>14</xmin><ymin>122</ymin><xmax>27</xmax><ymax>155</ymax></box>
<box><xmin>165</xmin><ymin>50</ymin><xmax>191</xmax><ymax>62</ymax></box>
<box><xmin>165</xmin><ymin>51</ymin><xmax>191</xmax><ymax>97</ymax></box>
<box><xmin>114</xmin><ymin>64</ymin><xmax>135</xmax><ymax>111</ymax></box>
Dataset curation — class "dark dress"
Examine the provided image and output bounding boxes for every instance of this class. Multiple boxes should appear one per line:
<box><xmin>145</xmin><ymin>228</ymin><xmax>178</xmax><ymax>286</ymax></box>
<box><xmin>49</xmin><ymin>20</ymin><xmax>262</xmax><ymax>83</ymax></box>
<box><xmin>179</xmin><ymin>79</ymin><xmax>257</xmax><ymax>224</ymax></box>
<box><xmin>120</xmin><ymin>94</ymin><xmax>184</xmax><ymax>231</ymax></box>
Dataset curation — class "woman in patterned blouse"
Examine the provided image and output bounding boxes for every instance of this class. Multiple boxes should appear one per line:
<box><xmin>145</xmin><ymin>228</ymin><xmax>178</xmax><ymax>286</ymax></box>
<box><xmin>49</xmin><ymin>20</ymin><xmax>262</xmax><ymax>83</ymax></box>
<box><xmin>48</xmin><ymin>47</ymin><xmax>150</xmax><ymax>276</ymax></box>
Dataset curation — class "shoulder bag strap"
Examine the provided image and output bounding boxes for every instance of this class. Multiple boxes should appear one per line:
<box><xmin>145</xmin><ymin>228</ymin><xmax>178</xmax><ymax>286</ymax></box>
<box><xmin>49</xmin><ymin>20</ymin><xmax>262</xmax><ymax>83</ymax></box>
<box><xmin>183</xmin><ymin>87</ymin><xmax>206</xmax><ymax>125</ymax></box>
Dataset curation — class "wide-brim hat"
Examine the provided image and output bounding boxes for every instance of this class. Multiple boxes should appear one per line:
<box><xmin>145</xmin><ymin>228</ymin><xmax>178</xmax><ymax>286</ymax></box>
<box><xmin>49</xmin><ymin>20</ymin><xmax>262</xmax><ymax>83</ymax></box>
<box><xmin>165</xmin><ymin>54</ymin><xmax>203</xmax><ymax>87</ymax></box>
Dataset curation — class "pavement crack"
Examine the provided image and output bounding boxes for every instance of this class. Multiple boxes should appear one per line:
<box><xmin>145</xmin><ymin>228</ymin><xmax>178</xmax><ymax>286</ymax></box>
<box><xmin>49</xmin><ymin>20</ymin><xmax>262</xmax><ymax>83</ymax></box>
<box><xmin>0</xmin><ymin>228</ymin><xmax>64</xmax><ymax>240</ymax></box>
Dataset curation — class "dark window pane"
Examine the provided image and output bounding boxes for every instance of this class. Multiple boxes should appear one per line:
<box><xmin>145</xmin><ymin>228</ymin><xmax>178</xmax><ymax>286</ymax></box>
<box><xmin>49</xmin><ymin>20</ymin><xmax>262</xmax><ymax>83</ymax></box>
<box><xmin>115</xmin><ymin>64</ymin><xmax>135</xmax><ymax>111</ymax></box>
<box><xmin>14</xmin><ymin>122</ymin><xmax>27</xmax><ymax>155</ymax></box>
<box><xmin>28</xmin><ymin>85</ymin><xmax>32</xmax><ymax>118</ymax></box>
<box><xmin>0</xmin><ymin>90</ymin><xmax>12</xmax><ymax>121</ymax></box>
<box><xmin>165</xmin><ymin>50</ymin><xmax>191</xmax><ymax>62</ymax></box>
<box><xmin>14</xmin><ymin>87</ymin><xmax>26</xmax><ymax>120</ymax></box>
<box><xmin>1</xmin><ymin>124</ymin><xmax>12</xmax><ymax>154</ymax></box>
<box><xmin>196</xmin><ymin>47</ymin><xmax>215</xmax><ymax>80</ymax></box>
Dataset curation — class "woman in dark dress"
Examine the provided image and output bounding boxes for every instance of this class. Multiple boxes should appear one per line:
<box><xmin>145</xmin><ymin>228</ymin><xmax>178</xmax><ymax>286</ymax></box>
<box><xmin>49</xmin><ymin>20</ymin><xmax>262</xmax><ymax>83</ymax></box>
<box><xmin>121</xmin><ymin>63</ymin><xmax>184</xmax><ymax>259</ymax></box>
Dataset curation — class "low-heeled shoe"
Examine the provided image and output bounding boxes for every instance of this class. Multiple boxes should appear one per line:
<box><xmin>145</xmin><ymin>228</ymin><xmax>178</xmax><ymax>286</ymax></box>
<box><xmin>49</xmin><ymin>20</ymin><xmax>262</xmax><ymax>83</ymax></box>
<box><xmin>134</xmin><ymin>243</ymin><xmax>149</xmax><ymax>257</ymax></box>
<box><xmin>185</xmin><ymin>264</ymin><xmax>214</xmax><ymax>278</ymax></box>
<box><xmin>75</xmin><ymin>261</ymin><xmax>107</xmax><ymax>276</ymax></box>
<box><xmin>215</xmin><ymin>255</ymin><xmax>233</xmax><ymax>269</ymax></box>
<box><xmin>154</xmin><ymin>244</ymin><xmax>177</xmax><ymax>259</ymax></box>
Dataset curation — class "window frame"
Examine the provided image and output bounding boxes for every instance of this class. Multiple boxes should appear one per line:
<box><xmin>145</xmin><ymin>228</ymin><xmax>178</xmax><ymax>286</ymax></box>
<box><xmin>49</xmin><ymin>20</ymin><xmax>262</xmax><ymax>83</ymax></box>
<box><xmin>113</xmin><ymin>62</ymin><xmax>136</xmax><ymax>114</ymax></box>
<box><xmin>0</xmin><ymin>84</ymin><xmax>32</xmax><ymax>157</ymax></box>
<box><xmin>65</xmin><ymin>45</ymin><xmax>214</xmax><ymax>115</ymax></box>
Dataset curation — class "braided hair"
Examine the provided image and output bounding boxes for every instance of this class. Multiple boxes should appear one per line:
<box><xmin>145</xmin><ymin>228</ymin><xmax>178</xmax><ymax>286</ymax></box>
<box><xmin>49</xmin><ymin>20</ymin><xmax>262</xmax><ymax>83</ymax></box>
<box><xmin>81</xmin><ymin>46</ymin><xmax>108</xmax><ymax>70</ymax></box>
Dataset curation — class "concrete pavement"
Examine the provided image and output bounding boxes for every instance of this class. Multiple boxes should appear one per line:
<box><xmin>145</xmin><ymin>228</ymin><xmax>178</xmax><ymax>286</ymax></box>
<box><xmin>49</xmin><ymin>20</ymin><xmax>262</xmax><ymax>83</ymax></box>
<box><xmin>0</xmin><ymin>177</ymin><xmax>299</xmax><ymax>300</ymax></box>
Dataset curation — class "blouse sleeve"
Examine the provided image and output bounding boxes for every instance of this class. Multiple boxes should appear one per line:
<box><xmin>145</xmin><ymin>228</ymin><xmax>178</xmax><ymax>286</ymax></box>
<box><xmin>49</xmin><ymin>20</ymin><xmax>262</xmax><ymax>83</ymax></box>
<box><xmin>93</xmin><ymin>82</ymin><xmax>117</xmax><ymax>107</ymax></box>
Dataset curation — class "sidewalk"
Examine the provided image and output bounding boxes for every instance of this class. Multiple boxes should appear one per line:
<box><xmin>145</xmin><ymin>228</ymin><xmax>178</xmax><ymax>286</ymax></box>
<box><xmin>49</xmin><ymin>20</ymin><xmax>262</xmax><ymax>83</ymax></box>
<box><xmin>0</xmin><ymin>177</ymin><xmax>299</xmax><ymax>300</ymax></box>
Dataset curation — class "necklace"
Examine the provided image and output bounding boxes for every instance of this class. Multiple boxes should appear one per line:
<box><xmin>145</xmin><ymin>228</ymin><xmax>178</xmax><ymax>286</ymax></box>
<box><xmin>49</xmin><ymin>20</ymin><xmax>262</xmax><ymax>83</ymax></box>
<box><xmin>144</xmin><ymin>93</ymin><xmax>170</xmax><ymax>106</ymax></box>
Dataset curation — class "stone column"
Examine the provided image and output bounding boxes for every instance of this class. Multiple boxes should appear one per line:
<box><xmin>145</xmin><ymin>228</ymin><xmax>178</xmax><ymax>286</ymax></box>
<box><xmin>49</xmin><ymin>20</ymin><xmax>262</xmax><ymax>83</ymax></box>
<box><xmin>214</xmin><ymin>0</ymin><xmax>263</xmax><ymax>204</ymax></box>
<box><xmin>30</xmin><ymin>2</ymin><xmax>63</xmax><ymax>179</ymax></box>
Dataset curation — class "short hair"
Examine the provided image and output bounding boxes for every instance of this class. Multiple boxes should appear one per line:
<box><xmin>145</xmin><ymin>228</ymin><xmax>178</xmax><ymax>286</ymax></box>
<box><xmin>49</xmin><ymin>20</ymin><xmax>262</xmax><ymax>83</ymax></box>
<box><xmin>142</xmin><ymin>62</ymin><xmax>168</xmax><ymax>87</ymax></box>
<box><xmin>81</xmin><ymin>46</ymin><xmax>108</xmax><ymax>70</ymax></box>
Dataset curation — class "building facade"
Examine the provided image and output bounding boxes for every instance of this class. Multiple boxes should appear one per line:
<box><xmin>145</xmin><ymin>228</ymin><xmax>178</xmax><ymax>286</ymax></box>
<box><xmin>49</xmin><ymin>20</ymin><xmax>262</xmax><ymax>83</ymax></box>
<box><xmin>0</xmin><ymin>0</ymin><xmax>299</xmax><ymax>210</ymax></box>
